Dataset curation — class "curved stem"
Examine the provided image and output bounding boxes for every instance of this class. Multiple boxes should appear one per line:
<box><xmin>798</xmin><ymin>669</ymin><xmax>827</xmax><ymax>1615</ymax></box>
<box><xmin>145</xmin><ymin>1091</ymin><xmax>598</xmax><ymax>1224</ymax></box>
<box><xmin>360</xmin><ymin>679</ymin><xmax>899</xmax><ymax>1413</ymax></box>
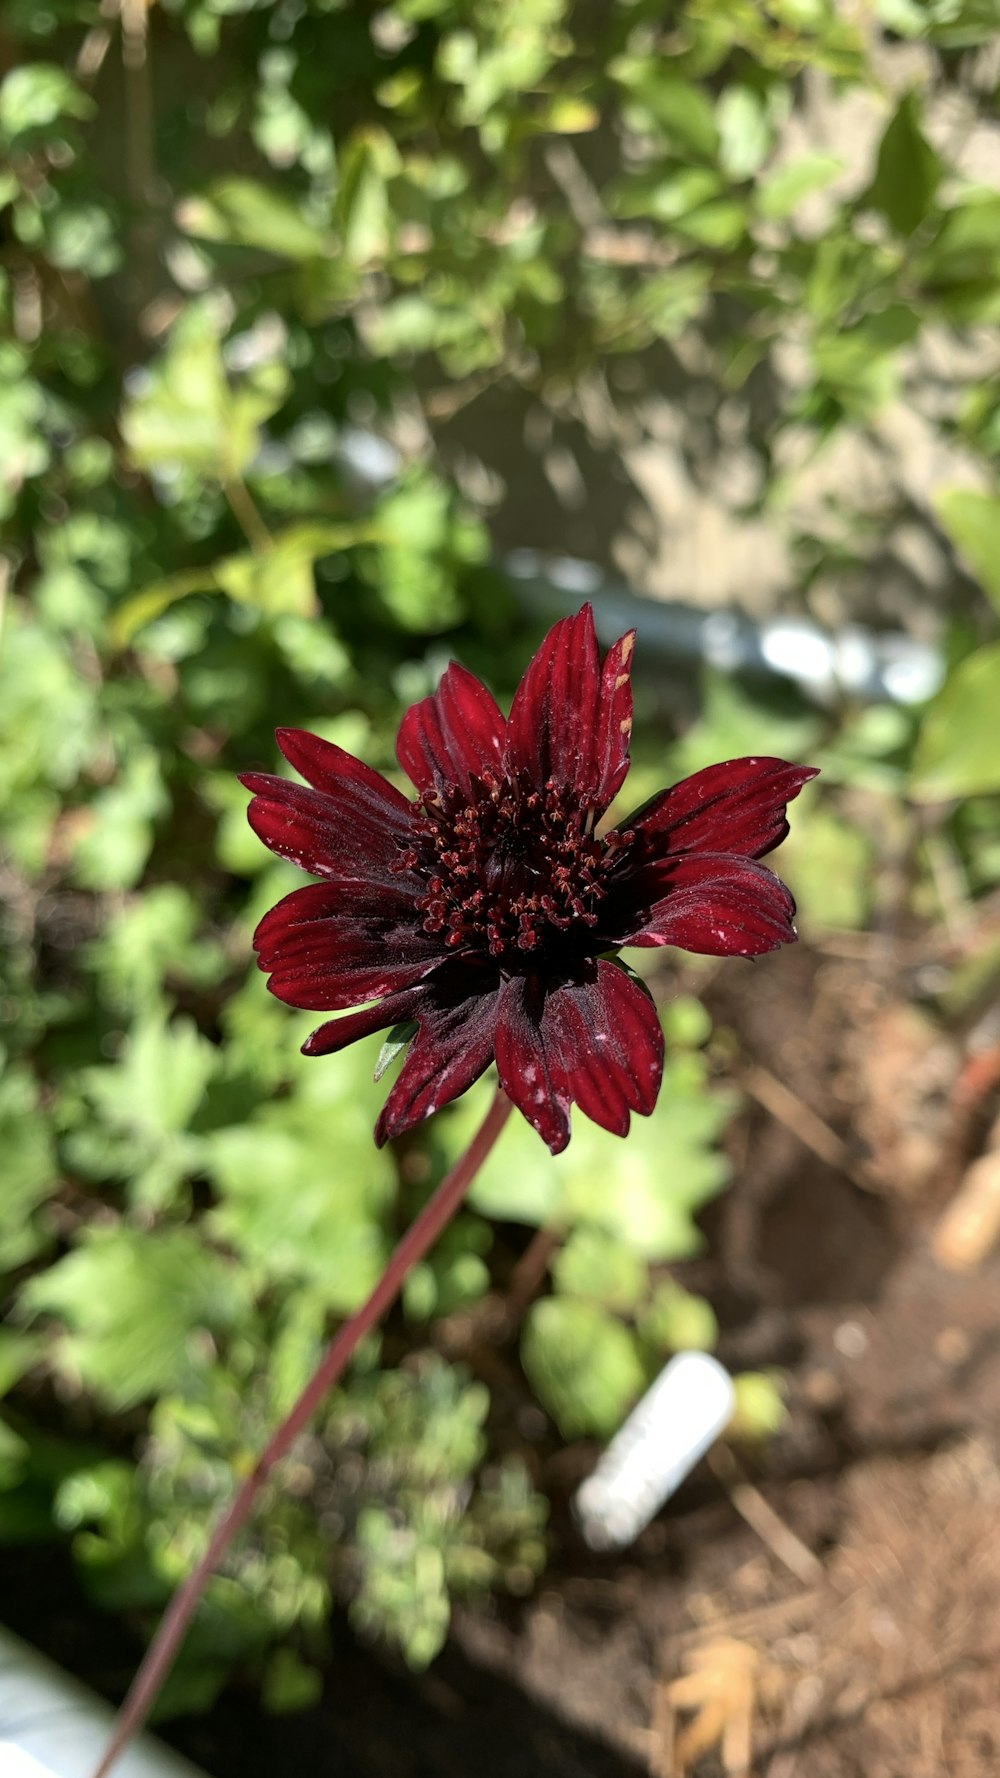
<box><xmin>223</xmin><ymin>477</ymin><xmax>272</xmax><ymax>552</ymax></box>
<box><xmin>90</xmin><ymin>1088</ymin><xmax>512</xmax><ymax>1778</ymax></box>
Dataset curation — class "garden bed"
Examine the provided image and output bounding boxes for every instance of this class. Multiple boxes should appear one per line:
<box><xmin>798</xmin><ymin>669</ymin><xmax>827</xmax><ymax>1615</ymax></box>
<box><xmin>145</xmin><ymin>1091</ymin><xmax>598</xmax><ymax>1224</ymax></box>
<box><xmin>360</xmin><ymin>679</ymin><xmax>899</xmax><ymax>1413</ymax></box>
<box><xmin>7</xmin><ymin>935</ymin><xmax>999</xmax><ymax>1778</ymax></box>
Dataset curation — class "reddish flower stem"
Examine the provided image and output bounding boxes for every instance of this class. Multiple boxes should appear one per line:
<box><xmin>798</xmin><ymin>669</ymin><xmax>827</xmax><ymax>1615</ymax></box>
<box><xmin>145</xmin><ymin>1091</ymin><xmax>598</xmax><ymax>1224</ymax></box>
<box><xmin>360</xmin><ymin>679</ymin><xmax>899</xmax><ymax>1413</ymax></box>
<box><xmin>90</xmin><ymin>1087</ymin><xmax>513</xmax><ymax>1778</ymax></box>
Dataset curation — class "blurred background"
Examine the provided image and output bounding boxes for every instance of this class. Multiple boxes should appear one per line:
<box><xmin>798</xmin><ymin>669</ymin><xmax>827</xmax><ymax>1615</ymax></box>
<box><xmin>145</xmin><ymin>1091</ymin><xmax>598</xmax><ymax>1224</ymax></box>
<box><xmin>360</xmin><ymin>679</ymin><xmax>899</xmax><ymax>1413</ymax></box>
<box><xmin>3</xmin><ymin>2</ymin><xmax>1000</xmax><ymax>1774</ymax></box>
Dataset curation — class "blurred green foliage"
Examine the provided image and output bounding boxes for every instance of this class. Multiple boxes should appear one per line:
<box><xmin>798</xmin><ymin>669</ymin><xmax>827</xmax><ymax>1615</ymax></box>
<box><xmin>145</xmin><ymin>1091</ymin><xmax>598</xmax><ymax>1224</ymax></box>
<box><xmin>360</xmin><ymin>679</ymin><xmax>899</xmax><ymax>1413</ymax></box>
<box><xmin>2</xmin><ymin>0</ymin><xmax>1000</xmax><ymax>1711</ymax></box>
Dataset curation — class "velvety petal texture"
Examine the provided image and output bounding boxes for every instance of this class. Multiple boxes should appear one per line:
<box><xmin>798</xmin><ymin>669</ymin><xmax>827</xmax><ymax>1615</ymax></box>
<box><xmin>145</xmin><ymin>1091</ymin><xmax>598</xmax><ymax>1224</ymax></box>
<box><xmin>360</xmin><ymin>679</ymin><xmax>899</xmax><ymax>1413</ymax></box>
<box><xmin>252</xmin><ymin>884</ymin><xmax>440</xmax><ymax>1009</ymax></box>
<box><xmin>242</xmin><ymin>603</ymin><xmax>816</xmax><ymax>1151</ymax></box>
<box><xmin>504</xmin><ymin>605</ymin><xmax>635</xmax><ymax>812</ymax></box>
<box><xmin>604</xmin><ymin>853</ymin><xmax>798</xmax><ymax>956</ymax></box>
<box><xmin>627</xmin><ymin>756</ymin><xmax>818</xmax><ymax>860</ymax></box>
<box><xmin>375</xmin><ymin>969</ymin><xmax>501</xmax><ymax>1147</ymax></box>
<box><xmin>240</xmin><ymin>728</ymin><xmax>415</xmax><ymax>894</ymax></box>
<box><xmin>301</xmin><ymin>982</ymin><xmax>434</xmax><ymax>1058</ymax></box>
<box><xmin>396</xmin><ymin>662</ymin><xmax>505</xmax><ymax>798</ymax></box>
<box><xmin>495</xmin><ymin>963</ymin><xmax>663</xmax><ymax>1154</ymax></box>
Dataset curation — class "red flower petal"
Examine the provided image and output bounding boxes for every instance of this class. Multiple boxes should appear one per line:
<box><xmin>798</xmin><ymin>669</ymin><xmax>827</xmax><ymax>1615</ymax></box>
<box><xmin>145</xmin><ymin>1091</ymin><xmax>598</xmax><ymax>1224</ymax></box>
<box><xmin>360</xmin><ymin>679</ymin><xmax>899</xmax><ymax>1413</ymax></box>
<box><xmin>374</xmin><ymin>970</ymin><xmax>501</xmax><ymax>1146</ymax></box>
<box><xmin>608</xmin><ymin>852</ymin><xmax>798</xmax><ymax>957</ymax></box>
<box><xmin>240</xmin><ymin>769</ymin><xmax>415</xmax><ymax>891</ymax></box>
<box><xmin>627</xmin><ymin>757</ymin><xmax>818</xmax><ymax>861</ymax></box>
<box><xmin>494</xmin><ymin>962</ymin><xmax>664</xmax><ymax>1154</ymax></box>
<box><xmin>592</xmin><ymin>628</ymin><xmax>635</xmax><ymax>807</ymax></box>
<box><xmin>396</xmin><ymin>662</ymin><xmax>505</xmax><ymax>798</ymax></box>
<box><xmin>504</xmin><ymin>604</ymin><xmax>606</xmax><ymax>804</ymax></box>
<box><xmin>253</xmin><ymin>882</ymin><xmax>441</xmax><ymax>1009</ymax></box>
<box><xmin>301</xmin><ymin>982</ymin><xmax>433</xmax><ymax>1057</ymax></box>
<box><xmin>275</xmin><ymin>728</ymin><xmax>413</xmax><ymax>822</ymax></box>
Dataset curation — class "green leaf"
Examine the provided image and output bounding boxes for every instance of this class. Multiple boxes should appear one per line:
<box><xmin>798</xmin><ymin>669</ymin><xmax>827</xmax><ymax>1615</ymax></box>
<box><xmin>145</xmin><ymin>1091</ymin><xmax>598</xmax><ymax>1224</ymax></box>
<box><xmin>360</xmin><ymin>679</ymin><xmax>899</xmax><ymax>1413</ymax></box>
<box><xmin>0</xmin><ymin>1417</ymin><xmax>30</xmax><ymax>1488</ymax></box>
<box><xmin>546</xmin><ymin>96</ymin><xmax>599</xmax><ymax>135</ymax></box>
<box><xmin>368</xmin><ymin>474</ymin><xmax>480</xmax><ymax>632</ymax></box>
<box><xmin>911</xmin><ymin>642</ymin><xmax>1000</xmax><ymax>799</ymax></box>
<box><xmin>375</xmin><ymin>1021</ymin><xmax>419</xmax><ymax>1082</ymax></box>
<box><xmin>113</xmin><ymin>521</ymin><xmax>373</xmax><ymax>643</ymax></box>
<box><xmin>109</xmin><ymin>571</ymin><xmax>212</xmax><ymax>646</ymax></box>
<box><xmin>0</xmin><ymin>1069</ymin><xmax>56</xmax><ymax>1273</ymax></box>
<box><xmin>205</xmin><ymin>1038</ymin><xmax>396</xmax><ymax>1312</ymax></box>
<box><xmin>71</xmin><ymin>1008</ymin><xmax>218</xmax><ymax>1210</ymax></box>
<box><xmin>71</xmin><ymin>750</ymin><xmax>167</xmax><ymax>891</ymax></box>
<box><xmin>206</xmin><ymin>1117</ymin><xmax>393</xmax><ymax>1312</ymax></box>
<box><xmin>716</xmin><ymin>86</ymin><xmax>770</xmax><ymax>181</ymax></box>
<box><xmin>0</xmin><ymin>1331</ymin><xmax>41</xmax><ymax>1397</ymax></box>
<box><xmin>88</xmin><ymin>884</ymin><xmax>224</xmax><ymax>1011</ymax></box>
<box><xmin>813</xmin><ymin>304</ymin><xmax>920</xmax><ymax>415</ymax></box>
<box><xmin>934</xmin><ymin>488</ymin><xmax>1000</xmax><ymax>616</ymax></box>
<box><xmin>780</xmin><ymin>805</ymin><xmax>874</xmax><ymax>931</ymax></box>
<box><xmin>22</xmin><ymin>1227</ymin><xmax>247</xmax><ymax>1411</ymax></box>
<box><xmin>551</xmin><ymin>1228</ymin><xmax>646</xmax><ymax>1312</ymax></box>
<box><xmin>866</xmin><ymin>91</ymin><xmax>942</xmax><ymax>236</ymax></box>
<box><xmin>262</xmin><ymin>1648</ymin><xmax>323</xmax><ymax>1714</ymax></box>
<box><xmin>0</xmin><ymin>611</ymin><xmax>100</xmax><ymax>807</ymax></box>
<box><xmin>268</xmin><ymin>1290</ymin><xmax>329</xmax><ymax>1420</ymax></box>
<box><xmin>178</xmin><ymin>177</ymin><xmax>333</xmax><ymax>261</ymax></box>
<box><xmin>757</xmin><ymin>150</ymin><xmax>842</xmax><ymax>219</ymax></box>
<box><xmin>521</xmin><ymin>1299</ymin><xmax>644</xmax><ymax>1440</ymax></box>
<box><xmin>730</xmin><ymin>1372</ymin><xmax>787</xmax><ymax>1442</ymax></box>
<box><xmin>918</xmin><ymin>195</ymin><xmax>1000</xmax><ymax>315</ymax></box>
<box><xmin>661</xmin><ymin>995</ymin><xmax>713</xmax><ymax>1049</ymax></box>
<box><xmin>611</xmin><ymin>63</ymin><xmax>719</xmax><ymax>161</ymax></box>
<box><xmin>0</xmin><ymin>65</ymin><xmax>93</xmax><ymax>142</ymax></box>
<box><xmin>674</xmin><ymin>197</ymin><xmax>747</xmax><ymax>250</ymax></box>
<box><xmin>611</xmin><ymin>168</ymin><xmax>722</xmax><ymax>225</ymax></box>
<box><xmin>465</xmin><ymin>1055</ymin><xmax>734</xmax><ymax>1260</ymax></box>
<box><xmin>121</xmin><ymin>305</ymin><xmax>288</xmax><ymax>482</ymax></box>
<box><xmin>353</xmin><ymin>1504</ymin><xmax>450</xmax><ymax>1668</ymax></box>
<box><xmin>637</xmin><ymin>1282</ymin><xmax>718</xmax><ymax>1355</ymax></box>
<box><xmin>403</xmin><ymin>1221</ymin><xmax>492</xmax><ymax>1322</ymax></box>
<box><xmin>336</xmin><ymin>127</ymin><xmax>400</xmax><ymax>266</ymax></box>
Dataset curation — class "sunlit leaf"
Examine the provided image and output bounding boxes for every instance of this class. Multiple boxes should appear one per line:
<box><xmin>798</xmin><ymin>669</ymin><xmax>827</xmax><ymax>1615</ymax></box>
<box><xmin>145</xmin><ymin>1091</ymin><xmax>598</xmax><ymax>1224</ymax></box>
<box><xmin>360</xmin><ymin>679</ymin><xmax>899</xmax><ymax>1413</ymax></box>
<box><xmin>522</xmin><ymin>1299</ymin><xmax>644</xmax><ymax>1439</ymax></box>
<box><xmin>717</xmin><ymin>86</ymin><xmax>770</xmax><ymax>180</ymax></box>
<box><xmin>934</xmin><ymin>488</ymin><xmax>1000</xmax><ymax>616</ymax></box>
<box><xmin>336</xmin><ymin>127</ymin><xmax>400</xmax><ymax>265</ymax></box>
<box><xmin>757</xmin><ymin>150</ymin><xmax>842</xmax><ymax>219</ymax></box>
<box><xmin>121</xmin><ymin>305</ymin><xmax>288</xmax><ymax>483</ymax></box>
<box><xmin>0</xmin><ymin>1070</ymin><xmax>56</xmax><ymax>1273</ymax></box>
<box><xmin>112</xmin><ymin>522</ymin><xmax>374</xmax><ymax>643</ymax></box>
<box><xmin>71</xmin><ymin>1008</ymin><xmax>218</xmax><ymax>1210</ymax></box>
<box><xmin>911</xmin><ymin>643</ymin><xmax>1000</xmax><ymax>799</ymax></box>
<box><xmin>464</xmin><ymin>1057</ymin><xmax>734</xmax><ymax>1261</ymax></box>
<box><xmin>178</xmin><ymin>177</ymin><xmax>333</xmax><ymax>261</ymax></box>
<box><xmin>205</xmin><ymin>1038</ymin><xmax>396</xmax><ymax>1313</ymax></box>
<box><xmin>866</xmin><ymin>91</ymin><xmax>942</xmax><ymax>236</ymax></box>
<box><xmin>637</xmin><ymin>1281</ymin><xmax>718</xmax><ymax>1355</ymax></box>
<box><xmin>0</xmin><ymin>64</ymin><xmax>93</xmax><ymax>141</ymax></box>
<box><xmin>551</xmin><ymin>1228</ymin><xmax>646</xmax><ymax>1312</ymax></box>
<box><xmin>23</xmin><ymin>1228</ymin><xmax>248</xmax><ymax>1411</ymax></box>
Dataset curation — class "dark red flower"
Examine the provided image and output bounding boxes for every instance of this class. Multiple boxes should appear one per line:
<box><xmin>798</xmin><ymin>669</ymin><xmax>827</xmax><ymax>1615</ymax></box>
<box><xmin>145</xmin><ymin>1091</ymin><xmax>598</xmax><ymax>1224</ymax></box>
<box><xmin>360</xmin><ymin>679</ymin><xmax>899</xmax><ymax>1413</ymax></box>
<box><xmin>240</xmin><ymin>605</ymin><xmax>816</xmax><ymax>1154</ymax></box>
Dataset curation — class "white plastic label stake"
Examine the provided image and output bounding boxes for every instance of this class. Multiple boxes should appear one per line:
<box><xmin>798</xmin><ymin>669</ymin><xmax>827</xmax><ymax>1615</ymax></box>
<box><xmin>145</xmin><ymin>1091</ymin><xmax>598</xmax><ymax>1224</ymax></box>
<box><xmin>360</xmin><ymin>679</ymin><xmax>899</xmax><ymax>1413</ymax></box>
<box><xmin>0</xmin><ymin>1750</ymin><xmax>58</xmax><ymax>1778</ymax></box>
<box><xmin>574</xmin><ymin>1351</ymin><xmax>735</xmax><ymax>1551</ymax></box>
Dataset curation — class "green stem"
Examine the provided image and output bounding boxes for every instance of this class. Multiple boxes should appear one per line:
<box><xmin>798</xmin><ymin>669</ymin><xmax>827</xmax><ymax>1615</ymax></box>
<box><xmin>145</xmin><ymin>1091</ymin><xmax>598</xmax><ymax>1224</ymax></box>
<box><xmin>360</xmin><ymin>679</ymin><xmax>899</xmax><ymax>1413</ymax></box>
<box><xmin>223</xmin><ymin>477</ymin><xmax>273</xmax><ymax>552</ymax></box>
<box><xmin>89</xmin><ymin>1087</ymin><xmax>512</xmax><ymax>1778</ymax></box>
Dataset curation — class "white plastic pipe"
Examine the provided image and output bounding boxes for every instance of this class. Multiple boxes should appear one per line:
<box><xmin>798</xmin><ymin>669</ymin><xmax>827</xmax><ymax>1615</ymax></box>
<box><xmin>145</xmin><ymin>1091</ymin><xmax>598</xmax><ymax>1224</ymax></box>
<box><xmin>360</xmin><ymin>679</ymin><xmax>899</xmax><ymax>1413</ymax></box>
<box><xmin>0</xmin><ymin>1629</ymin><xmax>207</xmax><ymax>1778</ymax></box>
<box><xmin>574</xmin><ymin>1351</ymin><xmax>735</xmax><ymax>1551</ymax></box>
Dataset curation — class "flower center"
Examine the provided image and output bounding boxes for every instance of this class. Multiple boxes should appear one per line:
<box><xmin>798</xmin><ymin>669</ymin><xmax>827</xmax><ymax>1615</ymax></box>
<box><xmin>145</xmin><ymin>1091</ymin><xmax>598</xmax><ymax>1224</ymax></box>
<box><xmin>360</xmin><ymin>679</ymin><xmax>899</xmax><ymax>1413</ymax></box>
<box><xmin>395</xmin><ymin>772</ymin><xmax>633</xmax><ymax>965</ymax></box>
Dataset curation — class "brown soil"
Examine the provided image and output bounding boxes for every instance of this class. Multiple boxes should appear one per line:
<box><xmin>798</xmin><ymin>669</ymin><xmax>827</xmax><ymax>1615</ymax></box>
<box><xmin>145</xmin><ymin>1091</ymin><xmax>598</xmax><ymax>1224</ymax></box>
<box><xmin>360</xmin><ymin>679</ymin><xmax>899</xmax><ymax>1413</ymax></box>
<box><xmin>423</xmin><ymin>939</ymin><xmax>1000</xmax><ymax>1778</ymax></box>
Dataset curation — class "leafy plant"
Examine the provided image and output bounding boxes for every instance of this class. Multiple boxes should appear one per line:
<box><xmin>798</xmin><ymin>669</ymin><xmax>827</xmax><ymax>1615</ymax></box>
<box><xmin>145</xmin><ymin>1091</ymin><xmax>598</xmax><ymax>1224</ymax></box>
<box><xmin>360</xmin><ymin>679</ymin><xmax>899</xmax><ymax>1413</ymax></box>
<box><xmin>2</xmin><ymin>0</ymin><xmax>1000</xmax><ymax>1727</ymax></box>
